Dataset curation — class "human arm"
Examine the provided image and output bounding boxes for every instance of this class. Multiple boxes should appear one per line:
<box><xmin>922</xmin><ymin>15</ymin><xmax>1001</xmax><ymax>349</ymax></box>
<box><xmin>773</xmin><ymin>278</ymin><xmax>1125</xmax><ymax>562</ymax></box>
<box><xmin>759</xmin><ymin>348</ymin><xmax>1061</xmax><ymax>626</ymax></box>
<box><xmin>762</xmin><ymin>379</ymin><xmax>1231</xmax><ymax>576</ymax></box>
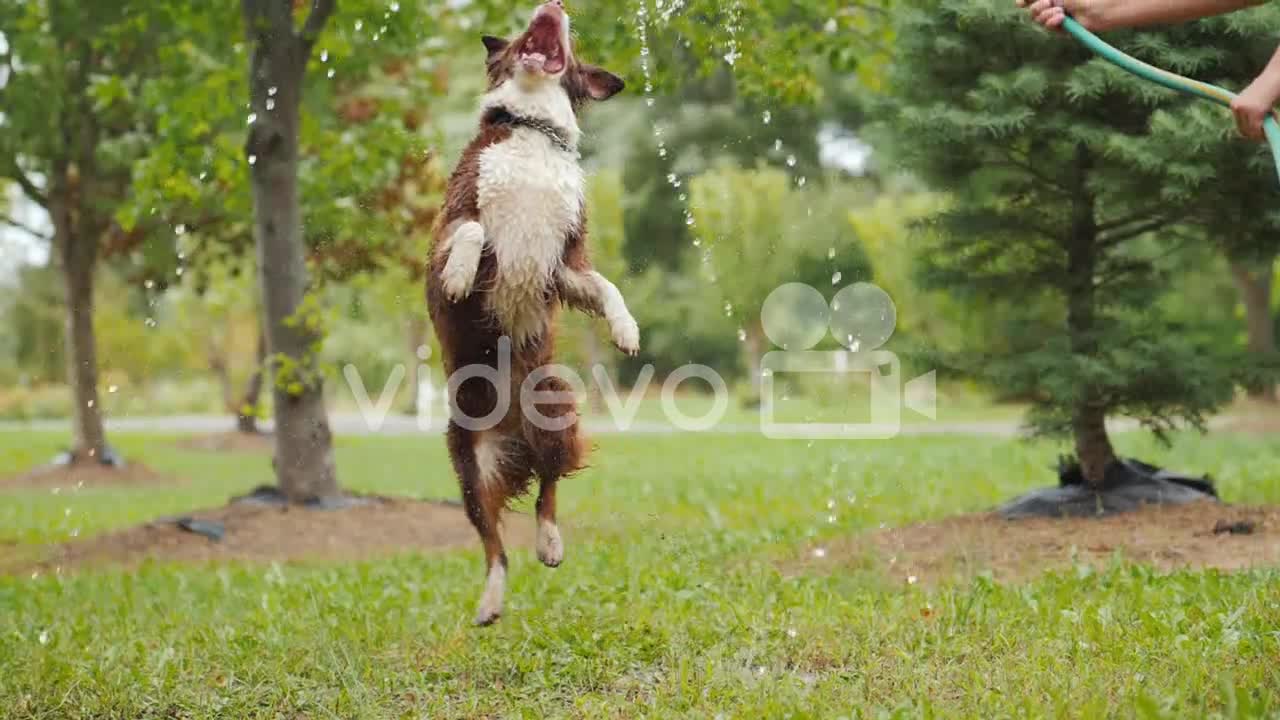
<box><xmin>1232</xmin><ymin>46</ymin><xmax>1280</xmax><ymax>141</ymax></box>
<box><xmin>1017</xmin><ymin>0</ymin><xmax>1264</xmax><ymax>33</ymax></box>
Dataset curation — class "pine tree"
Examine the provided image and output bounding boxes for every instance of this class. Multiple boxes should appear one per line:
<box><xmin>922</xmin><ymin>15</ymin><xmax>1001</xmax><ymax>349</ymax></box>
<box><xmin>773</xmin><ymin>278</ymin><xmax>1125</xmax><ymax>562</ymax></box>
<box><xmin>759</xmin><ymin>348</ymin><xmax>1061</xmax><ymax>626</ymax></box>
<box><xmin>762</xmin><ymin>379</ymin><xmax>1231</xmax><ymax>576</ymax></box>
<box><xmin>1119</xmin><ymin>9</ymin><xmax>1280</xmax><ymax>401</ymax></box>
<box><xmin>876</xmin><ymin>0</ymin><xmax>1243</xmax><ymax>487</ymax></box>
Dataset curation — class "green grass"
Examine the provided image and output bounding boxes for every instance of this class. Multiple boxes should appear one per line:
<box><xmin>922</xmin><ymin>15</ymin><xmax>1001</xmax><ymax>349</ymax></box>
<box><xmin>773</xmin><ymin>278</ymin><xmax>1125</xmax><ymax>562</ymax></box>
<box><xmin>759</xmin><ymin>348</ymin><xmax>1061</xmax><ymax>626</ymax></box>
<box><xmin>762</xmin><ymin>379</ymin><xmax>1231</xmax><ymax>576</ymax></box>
<box><xmin>1</xmin><ymin>427</ymin><xmax>1279</xmax><ymax>718</ymax></box>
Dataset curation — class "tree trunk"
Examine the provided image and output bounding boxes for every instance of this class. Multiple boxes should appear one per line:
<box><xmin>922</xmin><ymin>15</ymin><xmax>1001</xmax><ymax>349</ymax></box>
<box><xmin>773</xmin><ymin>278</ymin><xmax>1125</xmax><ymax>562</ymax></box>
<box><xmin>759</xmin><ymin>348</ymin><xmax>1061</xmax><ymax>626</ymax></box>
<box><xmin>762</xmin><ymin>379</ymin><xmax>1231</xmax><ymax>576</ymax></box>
<box><xmin>1065</xmin><ymin>144</ymin><xmax>1116</xmax><ymax>488</ymax></box>
<box><xmin>1229</xmin><ymin>258</ymin><xmax>1278</xmax><ymax>403</ymax></box>
<box><xmin>236</xmin><ymin>329</ymin><xmax>268</xmax><ymax>433</ymax></box>
<box><xmin>209</xmin><ymin>337</ymin><xmax>234</xmax><ymax>415</ymax></box>
<box><xmin>51</xmin><ymin>184</ymin><xmax>107</xmax><ymax>463</ymax></box>
<box><xmin>584</xmin><ymin>326</ymin><xmax>606</xmax><ymax>414</ymax></box>
<box><xmin>742</xmin><ymin>320</ymin><xmax>764</xmax><ymax>407</ymax></box>
<box><xmin>244</xmin><ymin>0</ymin><xmax>338</xmax><ymax>502</ymax></box>
<box><xmin>404</xmin><ymin>316</ymin><xmax>427</xmax><ymax>415</ymax></box>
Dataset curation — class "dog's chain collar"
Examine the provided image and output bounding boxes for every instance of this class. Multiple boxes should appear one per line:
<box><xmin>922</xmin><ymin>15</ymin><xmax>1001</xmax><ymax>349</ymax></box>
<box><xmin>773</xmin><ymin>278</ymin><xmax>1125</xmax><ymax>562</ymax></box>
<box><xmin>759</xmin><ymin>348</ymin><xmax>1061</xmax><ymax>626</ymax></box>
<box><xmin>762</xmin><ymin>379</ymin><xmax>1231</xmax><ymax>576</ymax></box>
<box><xmin>485</xmin><ymin>107</ymin><xmax>576</xmax><ymax>154</ymax></box>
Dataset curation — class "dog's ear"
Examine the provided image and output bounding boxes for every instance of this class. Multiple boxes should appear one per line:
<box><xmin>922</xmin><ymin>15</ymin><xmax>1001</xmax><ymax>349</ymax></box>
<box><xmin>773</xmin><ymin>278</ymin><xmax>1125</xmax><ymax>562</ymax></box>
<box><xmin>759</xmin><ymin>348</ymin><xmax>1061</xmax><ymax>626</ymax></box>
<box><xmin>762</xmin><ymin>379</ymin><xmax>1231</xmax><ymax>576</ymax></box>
<box><xmin>579</xmin><ymin>64</ymin><xmax>625</xmax><ymax>101</ymax></box>
<box><xmin>482</xmin><ymin>35</ymin><xmax>510</xmax><ymax>61</ymax></box>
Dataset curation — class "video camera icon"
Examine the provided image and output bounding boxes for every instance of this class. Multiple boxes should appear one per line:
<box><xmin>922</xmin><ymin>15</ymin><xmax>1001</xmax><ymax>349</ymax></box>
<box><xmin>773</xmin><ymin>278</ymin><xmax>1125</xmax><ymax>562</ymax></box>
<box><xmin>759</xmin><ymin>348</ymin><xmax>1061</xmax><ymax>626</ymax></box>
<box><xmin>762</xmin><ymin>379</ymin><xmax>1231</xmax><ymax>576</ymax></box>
<box><xmin>759</xmin><ymin>282</ymin><xmax>936</xmax><ymax>440</ymax></box>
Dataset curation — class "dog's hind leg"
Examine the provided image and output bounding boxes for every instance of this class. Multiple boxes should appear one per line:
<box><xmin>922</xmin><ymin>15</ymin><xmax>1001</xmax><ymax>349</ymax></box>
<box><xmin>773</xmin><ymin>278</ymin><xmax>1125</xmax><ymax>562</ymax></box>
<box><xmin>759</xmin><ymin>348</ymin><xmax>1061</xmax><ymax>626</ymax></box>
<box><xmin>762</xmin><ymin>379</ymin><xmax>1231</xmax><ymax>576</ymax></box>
<box><xmin>449</xmin><ymin>423</ymin><xmax>515</xmax><ymax>626</ymax></box>
<box><xmin>522</xmin><ymin>374</ymin><xmax>585</xmax><ymax>568</ymax></box>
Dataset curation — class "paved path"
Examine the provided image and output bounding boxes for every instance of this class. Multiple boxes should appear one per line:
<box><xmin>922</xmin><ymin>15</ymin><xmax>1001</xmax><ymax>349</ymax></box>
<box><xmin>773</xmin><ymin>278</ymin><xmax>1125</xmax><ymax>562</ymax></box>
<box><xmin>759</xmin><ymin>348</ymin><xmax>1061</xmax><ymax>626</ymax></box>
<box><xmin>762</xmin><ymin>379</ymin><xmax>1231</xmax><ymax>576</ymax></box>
<box><xmin>0</xmin><ymin>413</ymin><xmax>1206</xmax><ymax>438</ymax></box>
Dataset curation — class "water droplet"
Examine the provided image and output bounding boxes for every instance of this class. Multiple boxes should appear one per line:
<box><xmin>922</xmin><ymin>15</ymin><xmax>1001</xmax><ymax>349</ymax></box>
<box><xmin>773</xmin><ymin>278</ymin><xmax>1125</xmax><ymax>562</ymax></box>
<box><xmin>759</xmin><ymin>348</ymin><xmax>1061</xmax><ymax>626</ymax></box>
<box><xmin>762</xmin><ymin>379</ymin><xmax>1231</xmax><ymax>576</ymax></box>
<box><xmin>176</xmin><ymin>267</ymin><xmax>184</xmax><ymax>277</ymax></box>
<box><xmin>737</xmin><ymin>328</ymin><xmax>747</xmax><ymax>342</ymax></box>
<box><xmin>198</xmin><ymin>171</ymin><xmax>207</xmax><ymax>181</ymax></box>
<box><xmin>379</xmin><ymin>25</ymin><xmax>388</xmax><ymax>34</ymax></box>
<box><xmin>812</xmin><ymin>547</ymin><xmax>827</xmax><ymax>559</ymax></box>
<box><xmin>692</xmin><ymin>238</ymin><xmax>701</xmax><ymax>247</ymax></box>
<box><xmin>645</xmin><ymin>98</ymin><xmax>655</xmax><ymax>107</ymax></box>
<box><xmin>175</xmin><ymin>224</ymin><xmax>186</xmax><ymax>235</ymax></box>
<box><xmin>684</xmin><ymin>216</ymin><xmax>694</xmax><ymax>226</ymax></box>
<box><xmin>144</xmin><ymin>318</ymin><xmax>157</xmax><ymax>328</ymax></box>
<box><xmin>774</xmin><ymin>139</ymin><xmax>783</xmax><ymax>152</ymax></box>
<box><xmin>354</xmin><ymin>20</ymin><xmax>364</xmax><ymax>31</ymax></box>
<box><xmin>38</xmin><ymin>630</ymin><xmax>49</xmax><ymax>645</ymax></box>
<box><xmin>786</xmin><ymin>154</ymin><xmax>797</xmax><ymax>168</ymax></box>
<box><xmin>144</xmin><ymin>279</ymin><xmax>155</xmax><ymax>290</ymax></box>
<box><xmin>666</xmin><ymin>172</ymin><xmax>677</xmax><ymax>185</ymax></box>
<box><xmin>847</xmin><ymin>493</ymin><xmax>857</xmax><ymax>504</ymax></box>
<box><xmin>827</xmin><ymin>514</ymin><xmax>838</xmax><ymax>524</ymax></box>
<box><xmin>327</xmin><ymin>68</ymin><xmax>336</xmax><ymax>79</ymax></box>
<box><xmin>797</xmin><ymin>176</ymin><xmax>807</xmax><ymax>187</ymax></box>
<box><xmin>723</xmin><ymin>49</ymin><xmax>739</xmax><ymax>66</ymax></box>
<box><xmin>786</xmin><ymin>628</ymin><xmax>798</xmax><ymax>638</ymax></box>
<box><xmin>390</xmin><ymin>1</ymin><xmax>400</xmax><ymax>11</ymax></box>
<box><xmin>267</xmin><ymin>86</ymin><xmax>278</xmax><ymax>96</ymax></box>
<box><xmin>762</xmin><ymin>111</ymin><xmax>772</xmax><ymax>124</ymax></box>
<box><xmin>320</xmin><ymin>50</ymin><xmax>329</xmax><ymax>62</ymax></box>
<box><xmin>86</xmin><ymin>400</ymin><xmax>94</xmax><ymax>409</ymax></box>
<box><xmin>265</xmin><ymin>98</ymin><xmax>275</xmax><ymax>111</ymax></box>
<box><xmin>247</xmin><ymin>113</ymin><xmax>258</xmax><ymax>125</ymax></box>
<box><xmin>107</xmin><ymin>385</ymin><xmax>119</xmax><ymax>394</ymax></box>
<box><xmin>832</xmin><ymin>271</ymin><xmax>842</xmax><ymax>285</ymax></box>
<box><xmin>827</xmin><ymin>247</ymin><xmax>835</xmax><ymax>259</ymax></box>
<box><xmin>723</xmin><ymin>302</ymin><xmax>733</xmax><ymax>316</ymax></box>
<box><xmin>907</xmin><ymin>575</ymin><xmax>919</xmax><ymax>585</ymax></box>
<box><xmin>826</xmin><ymin>499</ymin><xmax>836</xmax><ymax>509</ymax></box>
<box><xmin>825</xmin><ymin>18</ymin><xmax>838</xmax><ymax>33</ymax></box>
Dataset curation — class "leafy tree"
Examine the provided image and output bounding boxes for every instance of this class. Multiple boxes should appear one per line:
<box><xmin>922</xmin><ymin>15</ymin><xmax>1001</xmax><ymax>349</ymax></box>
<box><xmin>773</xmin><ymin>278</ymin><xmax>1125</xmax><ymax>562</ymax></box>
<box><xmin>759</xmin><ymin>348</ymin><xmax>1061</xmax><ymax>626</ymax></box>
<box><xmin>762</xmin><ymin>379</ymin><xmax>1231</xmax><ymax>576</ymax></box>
<box><xmin>239</xmin><ymin>0</ymin><xmax>344</xmax><ymax>501</ymax></box>
<box><xmin>167</xmin><ymin>254</ymin><xmax>269</xmax><ymax>432</ymax></box>
<box><xmin>0</xmin><ymin>1</ymin><xmax>205</xmax><ymax>464</ymax></box>
<box><xmin>689</xmin><ymin>163</ymin><xmax>871</xmax><ymax>400</ymax></box>
<box><xmin>878</xmin><ymin>0</ymin><xmax>1240</xmax><ymax>486</ymax></box>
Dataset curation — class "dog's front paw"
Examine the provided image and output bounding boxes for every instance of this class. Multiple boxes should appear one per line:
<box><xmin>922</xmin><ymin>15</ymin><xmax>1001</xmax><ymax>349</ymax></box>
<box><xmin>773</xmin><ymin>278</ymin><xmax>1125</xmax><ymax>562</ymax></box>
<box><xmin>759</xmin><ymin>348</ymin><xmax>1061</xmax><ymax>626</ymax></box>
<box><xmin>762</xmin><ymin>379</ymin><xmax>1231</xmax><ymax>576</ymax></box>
<box><xmin>610</xmin><ymin>315</ymin><xmax>640</xmax><ymax>356</ymax></box>
<box><xmin>441</xmin><ymin>221</ymin><xmax>484</xmax><ymax>302</ymax></box>
<box><xmin>441</xmin><ymin>260</ymin><xmax>477</xmax><ymax>302</ymax></box>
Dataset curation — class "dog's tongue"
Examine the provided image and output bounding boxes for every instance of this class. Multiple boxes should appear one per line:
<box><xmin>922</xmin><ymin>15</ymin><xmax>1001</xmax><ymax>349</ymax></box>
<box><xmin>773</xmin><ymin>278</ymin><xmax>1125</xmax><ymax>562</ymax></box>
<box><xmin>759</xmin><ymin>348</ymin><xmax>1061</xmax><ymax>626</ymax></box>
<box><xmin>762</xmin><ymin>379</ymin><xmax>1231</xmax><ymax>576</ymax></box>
<box><xmin>544</xmin><ymin>54</ymin><xmax>565</xmax><ymax>73</ymax></box>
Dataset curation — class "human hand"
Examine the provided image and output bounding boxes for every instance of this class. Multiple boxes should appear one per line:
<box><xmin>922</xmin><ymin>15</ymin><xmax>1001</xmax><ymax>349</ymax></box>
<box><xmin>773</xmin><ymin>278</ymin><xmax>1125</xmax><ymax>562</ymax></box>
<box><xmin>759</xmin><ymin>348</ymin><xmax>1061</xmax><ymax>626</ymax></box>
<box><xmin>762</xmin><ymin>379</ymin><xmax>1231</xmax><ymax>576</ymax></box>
<box><xmin>1015</xmin><ymin>0</ymin><xmax>1108</xmax><ymax>32</ymax></box>
<box><xmin>1231</xmin><ymin>74</ymin><xmax>1280</xmax><ymax>142</ymax></box>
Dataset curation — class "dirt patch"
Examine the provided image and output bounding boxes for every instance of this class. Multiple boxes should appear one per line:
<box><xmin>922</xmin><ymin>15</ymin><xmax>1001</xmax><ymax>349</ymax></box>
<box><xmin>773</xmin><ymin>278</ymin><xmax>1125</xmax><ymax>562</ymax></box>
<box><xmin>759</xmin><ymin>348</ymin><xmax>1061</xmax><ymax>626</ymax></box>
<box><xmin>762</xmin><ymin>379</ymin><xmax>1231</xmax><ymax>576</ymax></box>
<box><xmin>175</xmin><ymin>431</ymin><xmax>274</xmax><ymax>454</ymax></box>
<box><xmin>0</xmin><ymin>461</ymin><xmax>182</xmax><ymax>492</ymax></box>
<box><xmin>16</xmin><ymin>497</ymin><xmax>534</xmax><ymax>573</ymax></box>
<box><xmin>793</xmin><ymin>501</ymin><xmax>1280</xmax><ymax>585</ymax></box>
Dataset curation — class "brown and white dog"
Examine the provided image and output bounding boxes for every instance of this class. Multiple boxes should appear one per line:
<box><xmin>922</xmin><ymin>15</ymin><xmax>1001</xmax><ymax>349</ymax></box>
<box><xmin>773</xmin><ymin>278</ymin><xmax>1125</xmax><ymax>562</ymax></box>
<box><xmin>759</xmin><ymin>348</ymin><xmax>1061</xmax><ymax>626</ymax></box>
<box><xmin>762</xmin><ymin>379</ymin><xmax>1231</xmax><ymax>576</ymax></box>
<box><xmin>426</xmin><ymin>0</ymin><xmax>638</xmax><ymax>626</ymax></box>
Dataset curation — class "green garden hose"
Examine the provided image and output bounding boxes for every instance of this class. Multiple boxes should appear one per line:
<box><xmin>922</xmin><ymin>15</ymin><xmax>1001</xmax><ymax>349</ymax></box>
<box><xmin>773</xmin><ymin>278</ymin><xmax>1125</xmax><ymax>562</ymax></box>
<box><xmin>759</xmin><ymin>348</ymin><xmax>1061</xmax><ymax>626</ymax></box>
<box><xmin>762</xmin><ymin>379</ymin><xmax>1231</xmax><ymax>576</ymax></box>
<box><xmin>1061</xmin><ymin>15</ymin><xmax>1280</xmax><ymax>185</ymax></box>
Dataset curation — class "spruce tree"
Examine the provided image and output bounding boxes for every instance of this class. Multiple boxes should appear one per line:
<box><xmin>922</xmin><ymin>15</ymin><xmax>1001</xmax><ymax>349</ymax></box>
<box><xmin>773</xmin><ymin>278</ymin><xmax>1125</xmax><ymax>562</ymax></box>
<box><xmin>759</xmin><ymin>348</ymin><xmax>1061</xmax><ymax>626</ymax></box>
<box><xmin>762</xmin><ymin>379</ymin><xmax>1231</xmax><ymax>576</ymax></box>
<box><xmin>876</xmin><ymin>0</ymin><xmax>1242</xmax><ymax>487</ymax></box>
<box><xmin>1120</xmin><ymin>10</ymin><xmax>1280</xmax><ymax>400</ymax></box>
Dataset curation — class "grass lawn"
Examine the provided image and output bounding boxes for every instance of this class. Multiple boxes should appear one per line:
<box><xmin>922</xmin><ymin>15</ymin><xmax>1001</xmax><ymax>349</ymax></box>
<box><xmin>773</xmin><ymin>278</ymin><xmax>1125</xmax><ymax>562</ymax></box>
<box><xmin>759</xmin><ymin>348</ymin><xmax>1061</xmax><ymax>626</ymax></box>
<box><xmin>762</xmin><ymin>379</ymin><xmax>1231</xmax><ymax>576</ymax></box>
<box><xmin>1</xmin><ymin>427</ymin><xmax>1279</xmax><ymax>718</ymax></box>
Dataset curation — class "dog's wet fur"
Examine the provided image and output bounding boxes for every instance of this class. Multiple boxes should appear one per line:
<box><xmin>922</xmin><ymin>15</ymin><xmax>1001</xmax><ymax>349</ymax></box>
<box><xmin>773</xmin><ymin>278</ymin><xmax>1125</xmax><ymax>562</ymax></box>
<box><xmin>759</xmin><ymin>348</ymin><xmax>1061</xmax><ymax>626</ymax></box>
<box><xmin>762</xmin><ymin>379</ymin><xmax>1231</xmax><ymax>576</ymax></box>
<box><xmin>426</xmin><ymin>1</ymin><xmax>637</xmax><ymax>626</ymax></box>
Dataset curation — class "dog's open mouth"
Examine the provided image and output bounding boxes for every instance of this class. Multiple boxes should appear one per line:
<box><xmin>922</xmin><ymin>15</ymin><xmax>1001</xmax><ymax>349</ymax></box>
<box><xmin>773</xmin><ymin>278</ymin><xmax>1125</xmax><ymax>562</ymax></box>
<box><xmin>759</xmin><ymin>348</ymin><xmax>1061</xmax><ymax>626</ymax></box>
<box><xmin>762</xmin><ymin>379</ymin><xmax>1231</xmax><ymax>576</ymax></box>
<box><xmin>520</xmin><ymin>8</ymin><xmax>567</xmax><ymax>75</ymax></box>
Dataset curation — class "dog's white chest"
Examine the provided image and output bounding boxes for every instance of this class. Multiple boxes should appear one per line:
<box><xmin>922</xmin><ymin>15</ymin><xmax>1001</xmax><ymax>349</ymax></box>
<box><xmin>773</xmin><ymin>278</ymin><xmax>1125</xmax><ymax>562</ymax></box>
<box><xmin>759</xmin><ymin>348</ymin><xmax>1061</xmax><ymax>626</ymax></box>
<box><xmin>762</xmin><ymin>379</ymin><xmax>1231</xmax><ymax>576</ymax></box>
<box><xmin>477</xmin><ymin>129</ymin><xmax>583</xmax><ymax>343</ymax></box>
